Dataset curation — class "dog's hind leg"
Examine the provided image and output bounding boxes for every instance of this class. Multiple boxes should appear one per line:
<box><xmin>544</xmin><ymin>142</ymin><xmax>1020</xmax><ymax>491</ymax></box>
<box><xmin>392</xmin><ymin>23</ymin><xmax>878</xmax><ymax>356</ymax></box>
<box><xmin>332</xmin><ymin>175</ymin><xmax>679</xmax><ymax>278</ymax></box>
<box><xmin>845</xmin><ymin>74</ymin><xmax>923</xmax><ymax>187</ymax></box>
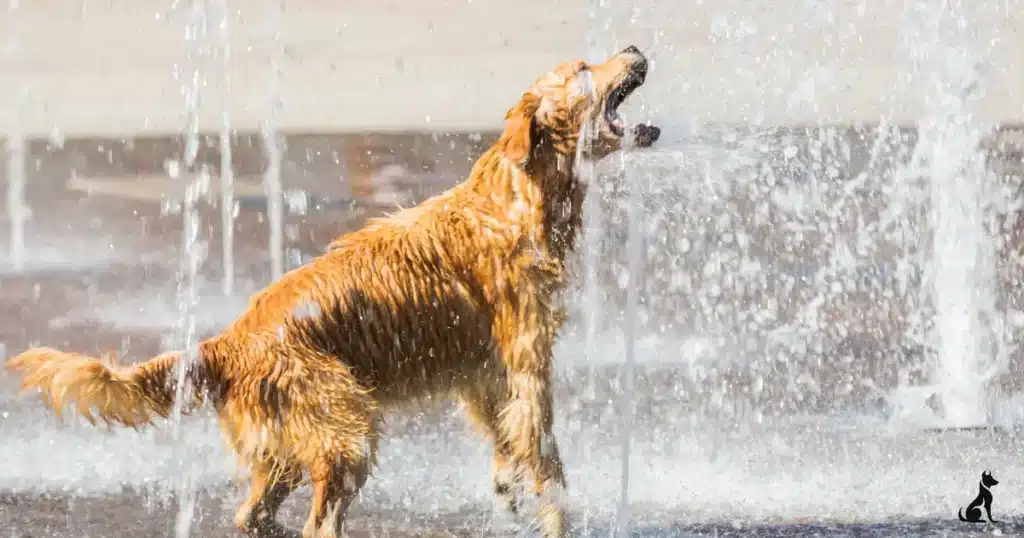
<box><xmin>301</xmin><ymin>453</ymin><xmax>372</xmax><ymax>538</ymax></box>
<box><xmin>495</xmin><ymin>322</ymin><xmax>568</xmax><ymax>537</ymax></box>
<box><xmin>300</xmin><ymin>407</ymin><xmax>380</xmax><ymax>538</ymax></box>
<box><xmin>234</xmin><ymin>458</ymin><xmax>302</xmax><ymax>536</ymax></box>
<box><xmin>460</xmin><ymin>384</ymin><xmax>523</xmax><ymax>516</ymax></box>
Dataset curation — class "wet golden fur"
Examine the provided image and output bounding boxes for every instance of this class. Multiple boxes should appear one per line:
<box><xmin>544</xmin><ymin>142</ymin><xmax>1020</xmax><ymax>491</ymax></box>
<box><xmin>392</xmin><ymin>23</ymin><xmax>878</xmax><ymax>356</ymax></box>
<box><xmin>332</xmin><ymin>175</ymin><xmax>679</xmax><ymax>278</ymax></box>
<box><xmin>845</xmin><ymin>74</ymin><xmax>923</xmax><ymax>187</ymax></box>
<box><xmin>6</xmin><ymin>48</ymin><xmax>655</xmax><ymax>538</ymax></box>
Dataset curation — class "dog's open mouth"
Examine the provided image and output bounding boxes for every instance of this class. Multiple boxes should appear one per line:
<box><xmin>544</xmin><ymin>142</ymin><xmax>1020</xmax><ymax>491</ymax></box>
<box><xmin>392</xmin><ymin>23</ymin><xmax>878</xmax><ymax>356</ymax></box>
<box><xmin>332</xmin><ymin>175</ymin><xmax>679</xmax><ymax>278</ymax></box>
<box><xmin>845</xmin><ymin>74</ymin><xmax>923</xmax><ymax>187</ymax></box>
<box><xmin>604</xmin><ymin>69</ymin><xmax>645</xmax><ymax>137</ymax></box>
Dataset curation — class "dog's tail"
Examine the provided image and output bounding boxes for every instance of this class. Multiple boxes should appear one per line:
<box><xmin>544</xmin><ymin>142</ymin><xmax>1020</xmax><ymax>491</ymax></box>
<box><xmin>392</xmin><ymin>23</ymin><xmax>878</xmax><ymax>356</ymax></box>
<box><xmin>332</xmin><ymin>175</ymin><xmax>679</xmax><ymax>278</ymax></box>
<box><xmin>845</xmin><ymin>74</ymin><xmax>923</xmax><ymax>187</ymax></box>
<box><xmin>6</xmin><ymin>344</ymin><xmax>220</xmax><ymax>428</ymax></box>
<box><xmin>958</xmin><ymin>507</ymin><xmax>969</xmax><ymax>522</ymax></box>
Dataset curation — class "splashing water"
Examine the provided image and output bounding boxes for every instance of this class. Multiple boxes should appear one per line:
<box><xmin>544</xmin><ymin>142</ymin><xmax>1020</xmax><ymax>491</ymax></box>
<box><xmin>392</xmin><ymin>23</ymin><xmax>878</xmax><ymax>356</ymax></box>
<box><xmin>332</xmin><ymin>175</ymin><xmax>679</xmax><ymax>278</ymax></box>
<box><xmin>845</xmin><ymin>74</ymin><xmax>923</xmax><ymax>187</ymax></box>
<box><xmin>170</xmin><ymin>166</ymin><xmax>210</xmax><ymax>538</ymax></box>
<box><xmin>216</xmin><ymin>0</ymin><xmax>235</xmax><ymax>296</ymax></box>
<box><xmin>613</xmin><ymin>135</ymin><xmax>643</xmax><ymax>538</ymax></box>
<box><xmin>577</xmin><ymin>3</ymin><xmax>617</xmax><ymax>533</ymax></box>
<box><xmin>571</xmin><ymin>8</ymin><xmax>652</xmax><ymax>533</ymax></box>
<box><xmin>263</xmin><ymin>0</ymin><xmax>286</xmax><ymax>282</ymax></box>
<box><xmin>572</xmin><ymin>48</ymin><xmax>607</xmax><ymax>534</ymax></box>
<box><xmin>578</xmin><ymin>107</ymin><xmax>604</xmax><ymax>401</ymax></box>
<box><xmin>921</xmin><ymin>82</ymin><xmax>995</xmax><ymax>427</ymax></box>
<box><xmin>575</xmin><ymin>61</ymin><xmax>600</xmax><ymax>391</ymax></box>
<box><xmin>896</xmin><ymin>1</ymin><xmax>1002</xmax><ymax>428</ymax></box>
<box><xmin>569</xmin><ymin>2</ymin><xmax>1020</xmax><ymax>440</ymax></box>
<box><xmin>4</xmin><ymin>3</ymin><xmax>27</xmax><ymax>272</ymax></box>
<box><xmin>609</xmin><ymin>37</ymin><xmax>662</xmax><ymax>534</ymax></box>
<box><xmin>170</xmin><ymin>2</ymin><xmax>212</xmax><ymax>535</ymax></box>
<box><xmin>5</xmin><ymin>128</ymin><xmax>26</xmax><ymax>271</ymax></box>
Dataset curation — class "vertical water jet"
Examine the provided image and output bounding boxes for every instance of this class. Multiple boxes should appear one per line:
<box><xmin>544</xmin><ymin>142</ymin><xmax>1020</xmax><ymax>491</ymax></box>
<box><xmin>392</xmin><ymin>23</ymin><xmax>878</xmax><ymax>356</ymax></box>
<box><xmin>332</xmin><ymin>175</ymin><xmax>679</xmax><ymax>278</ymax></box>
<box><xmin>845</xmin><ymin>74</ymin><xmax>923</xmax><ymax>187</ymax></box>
<box><xmin>5</xmin><ymin>129</ymin><xmax>26</xmax><ymax>272</ymax></box>
<box><xmin>217</xmin><ymin>0</ymin><xmax>234</xmax><ymax>296</ymax></box>
<box><xmin>614</xmin><ymin>146</ymin><xmax>644</xmax><ymax>538</ymax></box>
<box><xmin>170</xmin><ymin>1</ymin><xmax>212</xmax><ymax>535</ymax></box>
<box><xmin>263</xmin><ymin>0</ymin><xmax>286</xmax><ymax>282</ymax></box>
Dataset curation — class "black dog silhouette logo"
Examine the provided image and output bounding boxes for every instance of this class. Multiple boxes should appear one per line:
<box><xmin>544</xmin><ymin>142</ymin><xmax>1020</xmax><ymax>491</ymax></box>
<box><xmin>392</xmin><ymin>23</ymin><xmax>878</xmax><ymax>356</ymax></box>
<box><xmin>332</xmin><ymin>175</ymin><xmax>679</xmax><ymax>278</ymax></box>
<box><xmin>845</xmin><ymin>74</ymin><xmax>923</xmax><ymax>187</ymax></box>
<box><xmin>958</xmin><ymin>470</ymin><xmax>999</xmax><ymax>523</ymax></box>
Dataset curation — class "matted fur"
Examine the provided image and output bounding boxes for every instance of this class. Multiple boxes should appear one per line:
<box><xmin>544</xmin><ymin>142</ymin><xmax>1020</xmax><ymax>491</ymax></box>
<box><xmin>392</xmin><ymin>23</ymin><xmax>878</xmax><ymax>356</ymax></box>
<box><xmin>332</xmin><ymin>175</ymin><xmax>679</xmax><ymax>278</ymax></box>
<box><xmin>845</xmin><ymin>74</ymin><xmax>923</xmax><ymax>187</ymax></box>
<box><xmin>6</xmin><ymin>47</ymin><xmax>657</xmax><ymax>538</ymax></box>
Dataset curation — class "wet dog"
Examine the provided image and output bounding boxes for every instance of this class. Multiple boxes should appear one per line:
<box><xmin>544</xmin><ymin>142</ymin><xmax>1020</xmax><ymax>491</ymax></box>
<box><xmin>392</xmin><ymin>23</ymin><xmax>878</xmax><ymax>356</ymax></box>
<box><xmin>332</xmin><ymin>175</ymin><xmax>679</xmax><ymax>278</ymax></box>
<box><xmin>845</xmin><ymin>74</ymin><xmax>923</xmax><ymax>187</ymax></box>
<box><xmin>6</xmin><ymin>46</ymin><xmax>660</xmax><ymax>538</ymax></box>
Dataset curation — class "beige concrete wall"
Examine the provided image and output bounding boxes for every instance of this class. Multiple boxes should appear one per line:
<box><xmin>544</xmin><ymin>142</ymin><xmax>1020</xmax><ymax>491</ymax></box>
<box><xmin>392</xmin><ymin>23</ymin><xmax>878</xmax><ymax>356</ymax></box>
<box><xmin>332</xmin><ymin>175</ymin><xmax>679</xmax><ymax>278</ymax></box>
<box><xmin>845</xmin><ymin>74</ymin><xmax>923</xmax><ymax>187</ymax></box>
<box><xmin>1</xmin><ymin>0</ymin><xmax>1021</xmax><ymax>137</ymax></box>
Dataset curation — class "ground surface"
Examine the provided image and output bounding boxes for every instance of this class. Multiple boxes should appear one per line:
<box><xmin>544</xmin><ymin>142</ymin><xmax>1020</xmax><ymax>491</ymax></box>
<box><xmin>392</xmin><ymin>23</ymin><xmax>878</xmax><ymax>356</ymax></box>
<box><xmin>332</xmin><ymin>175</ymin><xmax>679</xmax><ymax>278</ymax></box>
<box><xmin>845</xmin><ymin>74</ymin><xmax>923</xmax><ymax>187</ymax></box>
<box><xmin>2</xmin><ymin>132</ymin><xmax>1024</xmax><ymax>537</ymax></box>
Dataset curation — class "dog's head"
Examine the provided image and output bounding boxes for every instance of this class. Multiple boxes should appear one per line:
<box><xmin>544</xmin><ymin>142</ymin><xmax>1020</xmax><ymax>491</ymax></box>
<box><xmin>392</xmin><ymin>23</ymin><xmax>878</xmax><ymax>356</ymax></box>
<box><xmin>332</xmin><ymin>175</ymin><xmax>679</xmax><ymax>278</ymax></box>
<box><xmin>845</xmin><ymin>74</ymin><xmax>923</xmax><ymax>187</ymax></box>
<box><xmin>982</xmin><ymin>471</ymin><xmax>999</xmax><ymax>488</ymax></box>
<box><xmin>501</xmin><ymin>45</ymin><xmax>660</xmax><ymax>164</ymax></box>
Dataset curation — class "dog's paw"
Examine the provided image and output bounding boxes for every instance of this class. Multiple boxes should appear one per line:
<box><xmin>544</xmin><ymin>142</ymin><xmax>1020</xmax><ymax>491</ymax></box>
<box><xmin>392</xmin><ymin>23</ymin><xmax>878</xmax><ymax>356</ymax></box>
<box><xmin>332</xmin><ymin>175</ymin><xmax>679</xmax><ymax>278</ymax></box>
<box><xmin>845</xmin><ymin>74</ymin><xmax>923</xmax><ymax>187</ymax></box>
<box><xmin>490</xmin><ymin>491</ymin><xmax>523</xmax><ymax>532</ymax></box>
<box><xmin>493</xmin><ymin>480</ymin><xmax>519</xmax><ymax>514</ymax></box>
<box><xmin>632</xmin><ymin>123</ymin><xmax>661</xmax><ymax>148</ymax></box>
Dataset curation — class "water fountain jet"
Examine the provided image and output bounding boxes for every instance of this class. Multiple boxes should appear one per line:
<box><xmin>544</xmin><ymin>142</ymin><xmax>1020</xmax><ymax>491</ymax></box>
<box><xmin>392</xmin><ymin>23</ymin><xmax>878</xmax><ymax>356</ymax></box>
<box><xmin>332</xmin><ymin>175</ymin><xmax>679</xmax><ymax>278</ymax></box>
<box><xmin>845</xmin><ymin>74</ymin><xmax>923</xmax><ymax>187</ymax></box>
<box><xmin>5</xmin><ymin>129</ymin><xmax>26</xmax><ymax>272</ymax></box>
<box><xmin>889</xmin><ymin>2</ymin><xmax>1004</xmax><ymax>433</ymax></box>
<box><xmin>4</xmin><ymin>9</ymin><xmax>27</xmax><ymax>273</ymax></box>
<box><xmin>263</xmin><ymin>0</ymin><xmax>286</xmax><ymax>282</ymax></box>
<box><xmin>168</xmin><ymin>1</ymin><xmax>213</xmax><ymax>535</ymax></box>
<box><xmin>216</xmin><ymin>0</ymin><xmax>235</xmax><ymax>296</ymax></box>
<box><xmin>576</xmin><ymin>7</ymin><xmax>609</xmax><ymax>531</ymax></box>
<box><xmin>613</xmin><ymin>141</ymin><xmax>644</xmax><ymax>538</ymax></box>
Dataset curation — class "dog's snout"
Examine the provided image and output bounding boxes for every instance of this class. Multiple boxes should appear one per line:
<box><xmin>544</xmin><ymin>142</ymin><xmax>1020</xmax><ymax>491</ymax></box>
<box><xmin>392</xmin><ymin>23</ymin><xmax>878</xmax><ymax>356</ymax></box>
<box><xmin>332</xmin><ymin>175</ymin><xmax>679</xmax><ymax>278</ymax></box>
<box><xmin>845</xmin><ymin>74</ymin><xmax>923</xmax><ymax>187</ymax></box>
<box><xmin>632</xmin><ymin>57</ymin><xmax>648</xmax><ymax>79</ymax></box>
<box><xmin>620</xmin><ymin>45</ymin><xmax>648</xmax><ymax>79</ymax></box>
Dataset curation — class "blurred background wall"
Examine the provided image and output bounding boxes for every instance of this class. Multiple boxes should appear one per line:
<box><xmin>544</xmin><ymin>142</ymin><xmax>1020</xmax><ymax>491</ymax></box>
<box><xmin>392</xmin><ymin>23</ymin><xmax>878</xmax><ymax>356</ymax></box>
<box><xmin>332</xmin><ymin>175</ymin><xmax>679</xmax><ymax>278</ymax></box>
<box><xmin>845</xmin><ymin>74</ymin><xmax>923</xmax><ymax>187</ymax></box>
<box><xmin>1</xmin><ymin>0</ymin><xmax>1020</xmax><ymax>138</ymax></box>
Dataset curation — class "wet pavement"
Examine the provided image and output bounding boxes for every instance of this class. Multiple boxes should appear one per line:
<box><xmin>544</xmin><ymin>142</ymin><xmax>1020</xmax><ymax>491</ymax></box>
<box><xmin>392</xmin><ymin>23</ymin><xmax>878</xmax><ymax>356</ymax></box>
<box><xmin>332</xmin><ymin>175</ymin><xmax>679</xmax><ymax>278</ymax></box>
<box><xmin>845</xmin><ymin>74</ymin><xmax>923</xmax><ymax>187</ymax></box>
<box><xmin>2</xmin><ymin>129</ymin><xmax>1024</xmax><ymax>537</ymax></box>
<box><xmin>6</xmin><ymin>490</ymin><xmax>1024</xmax><ymax>538</ymax></box>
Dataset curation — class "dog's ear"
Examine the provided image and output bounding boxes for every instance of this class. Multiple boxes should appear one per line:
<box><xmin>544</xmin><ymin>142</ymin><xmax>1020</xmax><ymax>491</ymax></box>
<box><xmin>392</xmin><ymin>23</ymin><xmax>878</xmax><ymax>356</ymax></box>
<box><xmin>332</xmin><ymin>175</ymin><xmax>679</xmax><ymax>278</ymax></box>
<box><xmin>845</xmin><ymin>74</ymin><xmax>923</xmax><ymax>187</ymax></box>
<box><xmin>501</xmin><ymin>92</ymin><xmax>542</xmax><ymax>166</ymax></box>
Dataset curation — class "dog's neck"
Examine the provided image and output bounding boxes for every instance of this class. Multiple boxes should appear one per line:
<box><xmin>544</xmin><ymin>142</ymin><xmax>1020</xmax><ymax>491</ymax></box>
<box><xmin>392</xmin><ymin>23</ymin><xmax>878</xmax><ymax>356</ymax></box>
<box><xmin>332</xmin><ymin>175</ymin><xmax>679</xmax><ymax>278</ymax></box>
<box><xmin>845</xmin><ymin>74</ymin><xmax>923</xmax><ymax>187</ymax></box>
<box><xmin>525</xmin><ymin>142</ymin><xmax>586</xmax><ymax>261</ymax></box>
<box><xmin>467</xmin><ymin>142</ymin><xmax>585</xmax><ymax>263</ymax></box>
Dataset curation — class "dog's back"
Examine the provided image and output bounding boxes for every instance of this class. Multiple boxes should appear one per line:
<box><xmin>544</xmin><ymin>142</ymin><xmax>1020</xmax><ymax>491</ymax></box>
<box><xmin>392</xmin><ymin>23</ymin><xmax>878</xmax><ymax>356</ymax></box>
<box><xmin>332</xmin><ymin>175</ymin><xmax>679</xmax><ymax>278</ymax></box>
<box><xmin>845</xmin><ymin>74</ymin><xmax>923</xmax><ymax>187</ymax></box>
<box><xmin>223</xmin><ymin>184</ymin><xmax>529</xmax><ymax>407</ymax></box>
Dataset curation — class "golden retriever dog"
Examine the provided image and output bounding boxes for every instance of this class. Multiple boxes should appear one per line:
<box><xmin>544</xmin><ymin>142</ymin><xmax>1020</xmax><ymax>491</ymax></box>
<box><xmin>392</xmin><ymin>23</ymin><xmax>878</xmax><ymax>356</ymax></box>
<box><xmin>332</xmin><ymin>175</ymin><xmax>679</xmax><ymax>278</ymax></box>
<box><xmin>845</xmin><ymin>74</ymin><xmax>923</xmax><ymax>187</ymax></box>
<box><xmin>6</xmin><ymin>46</ymin><xmax>659</xmax><ymax>538</ymax></box>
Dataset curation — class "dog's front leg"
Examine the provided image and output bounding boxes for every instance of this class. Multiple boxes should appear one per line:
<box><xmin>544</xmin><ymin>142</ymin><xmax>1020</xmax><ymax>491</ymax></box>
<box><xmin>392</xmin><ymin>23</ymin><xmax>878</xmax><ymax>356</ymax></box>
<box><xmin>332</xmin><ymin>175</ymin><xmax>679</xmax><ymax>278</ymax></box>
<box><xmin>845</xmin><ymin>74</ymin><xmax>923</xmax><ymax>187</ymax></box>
<box><xmin>459</xmin><ymin>385</ymin><xmax>525</xmax><ymax>518</ymax></box>
<box><xmin>495</xmin><ymin>315</ymin><xmax>568</xmax><ymax>538</ymax></box>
